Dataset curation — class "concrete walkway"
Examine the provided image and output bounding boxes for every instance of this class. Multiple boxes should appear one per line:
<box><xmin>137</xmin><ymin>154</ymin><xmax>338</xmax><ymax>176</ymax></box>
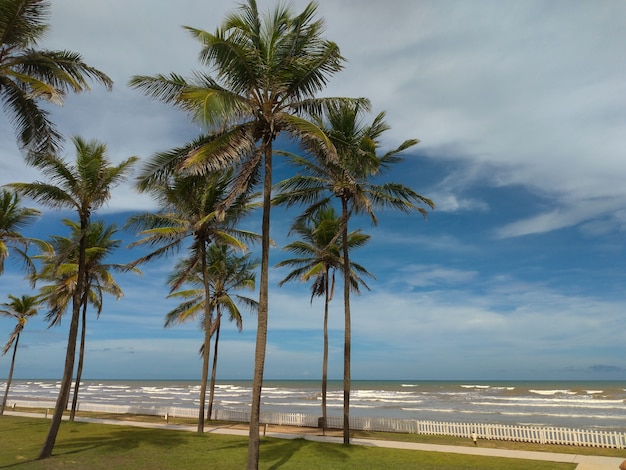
<box><xmin>6</xmin><ymin>411</ymin><xmax>625</xmax><ymax>469</ymax></box>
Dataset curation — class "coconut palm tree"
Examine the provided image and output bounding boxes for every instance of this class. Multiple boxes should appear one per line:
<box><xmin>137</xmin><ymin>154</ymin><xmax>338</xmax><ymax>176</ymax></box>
<box><xmin>35</xmin><ymin>219</ymin><xmax>138</xmax><ymax>421</ymax></box>
<box><xmin>126</xmin><ymin>170</ymin><xmax>257</xmax><ymax>432</ymax></box>
<box><xmin>0</xmin><ymin>188</ymin><xmax>41</xmax><ymax>276</ymax></box>
<box><xmin>129</xmin><ymin>3</ymin><xmax>346</xmax><ymax>463</ymax></box>
<box><xmin>274</xmin><ymin>102</ymin><xmax>434</xmax><ymax>443</ymax></box>
<box><xmin>7</xmin><ymin>136</ymin><xmax>137</xmax><ymax>459</ymax></box>
<box><xmin>275</xmin><ymin>206</ymin><xmax>371</xmax><ymax>434</ymax></box>
<box><xmin>0</xmin><ymin>0</ymin><xmax>112</xmax><ymax>156</ymax></box>
<box><xmin>166</xmin><ymin>245</ymin><xmax>258</xmax><ymax>424</ymax></box>
<box><xmin>0</xmin><ymin>293</ymin><xmax>40</xmax><ymax>414</ymax></box>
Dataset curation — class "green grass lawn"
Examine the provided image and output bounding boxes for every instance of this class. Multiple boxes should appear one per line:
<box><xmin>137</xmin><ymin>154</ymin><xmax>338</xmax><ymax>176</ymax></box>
<box><xmin>351</xmin><ymin>429</ymin><xmax>626</xmax><ymax>458</ymax></box>
<box><xmin>0</xmin><ymin>416</ymin><xmax>576</xmax><ymax>469</ymax></box>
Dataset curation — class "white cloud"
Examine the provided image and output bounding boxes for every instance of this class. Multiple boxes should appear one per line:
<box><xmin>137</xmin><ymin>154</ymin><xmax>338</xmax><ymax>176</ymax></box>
<box><xmin>391</xmin><ymin>264</ymin><xmax>479</xmax><ymax>288</ymax></box>
<box><xmin>2</xmin><ymin>0</ymin><xmax>625</xmax><ymax>382</ymax></box>
<box><xmin>495</xmin><ymin>197</ymin><xmax>626</xmax><ymax>238</ymax></box>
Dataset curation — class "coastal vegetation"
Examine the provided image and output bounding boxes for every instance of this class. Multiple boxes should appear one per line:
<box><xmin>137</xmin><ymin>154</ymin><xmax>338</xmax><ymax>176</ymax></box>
<box><xmin>276</xmin><ymin>206</ymin><xmax>372</xmax><ymax>435</ymax></box>
<box><xmin>33</xmin><ymin>220</ymin><xmax>139</xmax><ymax>421</ymax></box>
<box><xmin>0</xmin><ymin>0</ymin><xmax>433</xmax><ymax>466</ymax></box>
<box><xmin>274</xmin><ymin>101</ymin><xmax>434</xmax><ymax>444</ymax></box>
<box><xmin>0</xmin><ymin>294</ymin><xmax>40</xmax><ymax>414</ymax></box>
<box><xmin>163</xmin><ymin>245</ymin><xmax>259</xmax><ymax>428</ymax></box>
<box><xmin>127</xmin><ymin>1</ymin><xmax>354</xmax><ymax>465</ymax></box>
<box><xmin>126</xmin><ymin>169</ymin><xmax>258</xmax><ymax>433</ymax></box>
<box><xmin>7</xmin><ymin>137</ymin><xmax>138</xmax><ymax>458</ymax></box>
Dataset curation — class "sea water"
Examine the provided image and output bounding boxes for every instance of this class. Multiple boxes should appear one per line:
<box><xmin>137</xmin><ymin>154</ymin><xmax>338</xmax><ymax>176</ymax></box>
<box><xmin>3</xmin><ymin>379</ymin><xmax>625</xmax><ymax>432</ymax></box>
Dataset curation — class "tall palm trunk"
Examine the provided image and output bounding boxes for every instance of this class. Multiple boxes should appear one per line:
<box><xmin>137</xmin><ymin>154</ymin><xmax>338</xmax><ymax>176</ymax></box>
<box><xmin>39</xmin><ymin>217</ymin><xmax>89</xmax><ymax>459</ymax></box>
<box><xmin>69</xmin><ymin>300</ymin><xmax>88</xmax><ymax>421</ymax></box>
<box><xmin>247</xmin><ymin>142</ymin><xmax>273</xmax><ymax>470</ymax></box>
<box><xmin>0</xmin><ymin>332</ymin><xmax>20</xmax><ymax>415</ymax></box>
<box><xmin>341</xmin><ymin>198</ymin><xmax>351</xmax><ymax>445</ymax></box>
<box><xmin>208</xmin><ymin>309</ymin><xmax>222</xmax><ymax>421</ymax></box>
<box><xmin>198</xmin><ymin>241</ymin><xmax>211</xmax><ymax>432</ymax></box>
<box><xmin>321</xmin><ymin>271</ymin><xmax>330</xmax><ymax>435</ymax></box>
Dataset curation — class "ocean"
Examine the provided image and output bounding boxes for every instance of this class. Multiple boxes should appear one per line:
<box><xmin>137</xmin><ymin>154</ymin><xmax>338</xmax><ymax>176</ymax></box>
<box><xmin>3</xmin><ymin>379</ymin><xmax>625</xmax><ymax>432</ymax></box>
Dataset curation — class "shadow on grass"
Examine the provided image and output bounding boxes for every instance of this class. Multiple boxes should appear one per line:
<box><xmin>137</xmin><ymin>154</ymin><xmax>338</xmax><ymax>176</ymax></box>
<box><xmin>52</xmin><ymin>423</ymin><xmax>190</xmax><ymax>456</ymax></box>
<box><xmin>0</xmin><ymin>420</ymin><xmax>195</xmax><ymax>468</ymax></box>
<box><xmin>261</xmin><ymin>437</ymin><xmax>350</xmax><ymax>469</ymax></box>
<box><xmin>1</xmin><ymin>416</ymin><xmax>259</xmax><ymax>469</ymax></box>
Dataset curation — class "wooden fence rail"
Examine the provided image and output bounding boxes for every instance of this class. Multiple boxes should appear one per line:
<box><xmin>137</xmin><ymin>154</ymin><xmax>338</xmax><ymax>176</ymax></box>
<box><xmin>7</xmin><ymin>399</ymin><xmax>625</xmax><ymax>449</ymax></box>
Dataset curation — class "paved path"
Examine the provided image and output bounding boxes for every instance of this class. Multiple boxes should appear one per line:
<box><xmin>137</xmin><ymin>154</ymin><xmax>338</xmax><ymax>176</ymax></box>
<box><xmin>6</xmin><ymin>411</ymin><xmax>625</xmax><ymax>469</ymax></box>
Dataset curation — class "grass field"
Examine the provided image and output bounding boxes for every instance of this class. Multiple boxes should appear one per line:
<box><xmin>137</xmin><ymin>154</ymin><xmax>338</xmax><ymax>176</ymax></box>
<box><xmin>9</xmin><ymin>407</ymin><xmax>626</xmax><ymax>459</ymax></box>
<box><xmin>0</xmin><ymin>415</ymin><xmax>580</xmax><ymax>469</ymax></box>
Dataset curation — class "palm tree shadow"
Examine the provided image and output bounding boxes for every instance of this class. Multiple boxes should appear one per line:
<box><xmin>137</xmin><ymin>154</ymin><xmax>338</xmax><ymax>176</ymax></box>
<box><xmin>0</xmin><ymin>425</ymin><xmax>248</xmax><ymax>469</ymax></box>
<box><xmin>261</xmin><ymin>437</ymin><xmax>349</xmax><ymax>469</ymax></box>
<box><xmin>52</xmin><ymin>424</ymin><xmax>188</xmax><ymax>456</ymax></box>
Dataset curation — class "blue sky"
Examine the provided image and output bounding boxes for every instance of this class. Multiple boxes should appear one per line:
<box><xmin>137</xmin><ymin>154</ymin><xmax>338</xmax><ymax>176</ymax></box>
<box><xmin>1</xmin><ymin>0</ymin><xmax>625</xmax><ymax>381</ymax></box>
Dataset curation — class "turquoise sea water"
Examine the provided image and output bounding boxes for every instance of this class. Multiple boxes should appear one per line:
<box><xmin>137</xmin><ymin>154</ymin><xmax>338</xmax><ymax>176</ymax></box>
<box><xmin>3</xmin><ymin>379</ymin><xmax>625</xmax><ymax>432</ymax></box>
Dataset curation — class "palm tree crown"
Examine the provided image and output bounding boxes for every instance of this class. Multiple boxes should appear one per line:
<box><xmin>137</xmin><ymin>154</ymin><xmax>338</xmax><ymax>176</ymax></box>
<box><xmin>8</xmin><ymin>136</ymin><xmax>137</xmax><ymax>220</ymax></box>
<box><xmin>277</xmin><ymin>206</ymin><xmax>371</xmax><ymax>300</ymax></box>
<box><xmin>127</xmin><ymin>170</ymin><xmax>258</xmax><ymax>272</ymax></box>
<box><xmin>129</xmin><ymin>0</ymin><xmax>345</xmax><ymax>188</ymax></box>
<box><xmin>0</xmin><ymin>188</ymin><xmax>41</xmax><ymax>275</ymax></box>
<box><xmin>0</xmin><ymin>293</ymin><xmax>39</xmax><ymax>355</ymax></box>
<box><xmin>35</xmin><ymin>219</ymin><xmax>133</xmax><ymax>326</ymax></box>
<box><xmin>0</xmin><ymin>0</ymin><xmax>113</xmax><ymax>155</ymax></box>
<box><xmin>165</xmin><ymin>245</ymin><xmax>258</xmax><ymax>330</ymax></box>
<box><xmin>275</xmin><ymin>101</ymin><xmax>434</xmax><ymax>223</ymax></box>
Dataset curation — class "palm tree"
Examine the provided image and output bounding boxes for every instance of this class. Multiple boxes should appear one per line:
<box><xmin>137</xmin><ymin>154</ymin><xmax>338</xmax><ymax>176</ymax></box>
<box><xmin>0</xmin><ymin>0</ymin><xmax>112</xmax><ymax>156</ymax></box>
<box><xmin>129</xmin><ymin>2</ymin><xmax>346</xmax><ymax>464</ymax></box>
<box><xmin>126</xmin><ymin>170</ymin><xmax>257</xmax><ymax>432</ymax></box>
<box><xmin>275</xmin><ymin>206</ymin><xmax>371</xmax><ymax>434</ymax></box>
<box><xmin>0</xmin><ymin>188</ymin><xmax>41</xmax><ymax>276</ymax></box>
<box><xmin>7</xmin><ymin>136</ymin><xmax>137</xmax><ymax>459</ymax></box>
<box><xmin>35</xmin><ymin>219</ymin><xmax>138</xmax><ymax>421</ymax></box>
<box><xmin>0</xmin><ymin>293</ymin><xmax>40</xmax><ymax>415</ymax></box>
<box><xmin>166</xmin><ymin>245</ymin><xmax>258</xmax><ymax>423</ymax></box>
<box><xmin>274</xmin><ymin>102</ymin><xmax>434</xmax><ymax>443</ymax></box>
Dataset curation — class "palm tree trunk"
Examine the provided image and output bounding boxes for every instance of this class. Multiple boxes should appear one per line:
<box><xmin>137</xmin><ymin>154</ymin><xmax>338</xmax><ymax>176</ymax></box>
<box><xmin>321</xmin><ymin>272</ymin><xmax>329</xmax><ymax>435</ymax></box>
<box><xmin>69</xmin><ymin>301</ymin><xmax>88</xmax><ymax>421</ymax></box>
<box><xmin>0</xmin><ymin>333</ymin><xmax>20</xmax><ymax>415</ymax></box>
<box><xmin>208</xmin><ymin>310</ymin><xmax>221</xmax><ymax>421</ymax></box>
<box><xmin>198</xmin><ymin>241</ymin><xmax>211</xmax><ymax>433</ymax></box>
<box><xmin>39</xmin><ymin>217</ymin><xmax>88</xmax><ymax>459</ymax></box>
<box><xmin>247</xmin><ymin>143</ymin><xmax>273</xmax><ymax>470</ymax></box>
<box><xmin>341</xmin><ymin>198</ymin><xmax>351</xmax><ymax>445</ymax></box>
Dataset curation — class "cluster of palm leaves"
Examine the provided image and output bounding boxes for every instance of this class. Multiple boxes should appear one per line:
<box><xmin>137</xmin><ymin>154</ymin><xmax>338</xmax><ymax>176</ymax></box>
<box><xmin>0</xmin><ymin>0</ymin><xmax>434</xmax><ymax>468</ymax></box>
<box><xmin>0</xmin><ymin>0</ymin><xmax>112</xmax><ymax>157</ymax></box>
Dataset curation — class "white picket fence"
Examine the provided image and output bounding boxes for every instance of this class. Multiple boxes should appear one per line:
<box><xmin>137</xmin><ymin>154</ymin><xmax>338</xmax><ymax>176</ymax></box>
<box><xmin>7</xmin><ymin>399</ymin><xmax>626</xmax><ymax>449</ymax></box>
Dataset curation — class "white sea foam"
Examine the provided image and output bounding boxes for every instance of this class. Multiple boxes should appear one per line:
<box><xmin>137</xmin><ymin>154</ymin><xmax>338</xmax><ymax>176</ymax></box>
<box><xmin>5</xmin><ymin>380</ymin><xmax>625</xmax><ymax>432</ymax></box>
<box><xmin>473</xmin><ymin>400</ymin><xmax>624</xmax><ymax>410</ymax></box>
<box><xmin>529</xmin><ymin>389</ymin><xmax>576</xmax><ymax>396</ymax></box>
